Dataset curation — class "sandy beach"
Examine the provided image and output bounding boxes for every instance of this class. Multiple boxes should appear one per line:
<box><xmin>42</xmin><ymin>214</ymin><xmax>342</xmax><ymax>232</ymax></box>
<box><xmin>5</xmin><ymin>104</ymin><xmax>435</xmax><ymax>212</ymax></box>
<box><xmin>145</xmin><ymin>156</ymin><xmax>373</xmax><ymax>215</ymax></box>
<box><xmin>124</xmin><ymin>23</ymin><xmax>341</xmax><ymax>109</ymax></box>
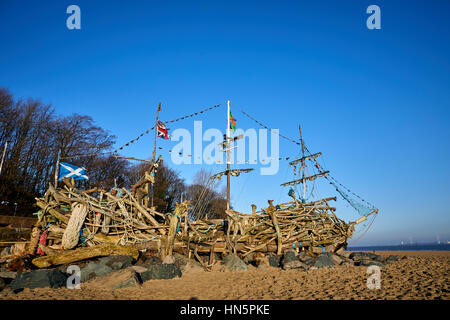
<box><xmin>1</xmin><ymin>251</ymin><xmax>448</xmax><ymax>300</ymax></box>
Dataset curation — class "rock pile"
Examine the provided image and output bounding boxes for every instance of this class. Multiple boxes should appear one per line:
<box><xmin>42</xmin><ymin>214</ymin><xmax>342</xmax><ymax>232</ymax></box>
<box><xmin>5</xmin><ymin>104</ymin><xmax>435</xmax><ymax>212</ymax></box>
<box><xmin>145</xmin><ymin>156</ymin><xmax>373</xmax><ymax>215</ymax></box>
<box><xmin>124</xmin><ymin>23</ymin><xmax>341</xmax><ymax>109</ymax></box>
<box><xmin>0</xmin><ymin>251</ymin><xmax>403</xmax><ymax>296</ymax></box>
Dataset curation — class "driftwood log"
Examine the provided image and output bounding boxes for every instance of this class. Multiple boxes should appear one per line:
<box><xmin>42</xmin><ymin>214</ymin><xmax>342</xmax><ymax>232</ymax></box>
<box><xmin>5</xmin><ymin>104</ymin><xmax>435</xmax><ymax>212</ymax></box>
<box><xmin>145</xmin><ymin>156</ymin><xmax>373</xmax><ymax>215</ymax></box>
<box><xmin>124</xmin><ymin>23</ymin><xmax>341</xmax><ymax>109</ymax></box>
<box><xmin>31</xmin><ymin>243</ymin><xmax>139</xmax><ymax>268</ymax></box>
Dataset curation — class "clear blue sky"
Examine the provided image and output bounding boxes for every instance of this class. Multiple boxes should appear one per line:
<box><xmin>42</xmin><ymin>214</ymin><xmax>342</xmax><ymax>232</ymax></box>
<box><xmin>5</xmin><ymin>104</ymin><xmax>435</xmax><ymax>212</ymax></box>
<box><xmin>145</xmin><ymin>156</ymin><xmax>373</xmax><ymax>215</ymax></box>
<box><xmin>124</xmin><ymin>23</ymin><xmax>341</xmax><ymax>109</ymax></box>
<box><xmin>1</xmin><ymin>0</ymin><xmax>449</xmax><ymax>246</ymax></box>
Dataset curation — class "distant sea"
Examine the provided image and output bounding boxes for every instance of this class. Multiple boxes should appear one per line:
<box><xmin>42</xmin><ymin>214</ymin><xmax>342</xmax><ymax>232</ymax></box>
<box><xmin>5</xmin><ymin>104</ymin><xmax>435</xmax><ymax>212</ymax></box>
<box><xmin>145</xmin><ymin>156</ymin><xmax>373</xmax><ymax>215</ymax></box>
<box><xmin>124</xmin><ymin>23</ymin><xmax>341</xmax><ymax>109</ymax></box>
<box><xmin>347</xmin><ymin>243</ymin><xmax>450</xmax><ymax>251</ymax></box>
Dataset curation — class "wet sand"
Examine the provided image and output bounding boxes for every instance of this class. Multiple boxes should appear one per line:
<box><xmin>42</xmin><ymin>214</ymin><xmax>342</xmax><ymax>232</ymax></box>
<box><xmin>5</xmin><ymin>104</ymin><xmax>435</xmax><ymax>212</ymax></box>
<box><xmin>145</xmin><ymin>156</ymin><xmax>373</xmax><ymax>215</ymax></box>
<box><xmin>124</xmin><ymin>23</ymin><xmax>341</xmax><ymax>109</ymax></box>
<box><xmin>1</xmin><ymin>251</ymin><xmax>448</xmax><ymax>300</ymax></box>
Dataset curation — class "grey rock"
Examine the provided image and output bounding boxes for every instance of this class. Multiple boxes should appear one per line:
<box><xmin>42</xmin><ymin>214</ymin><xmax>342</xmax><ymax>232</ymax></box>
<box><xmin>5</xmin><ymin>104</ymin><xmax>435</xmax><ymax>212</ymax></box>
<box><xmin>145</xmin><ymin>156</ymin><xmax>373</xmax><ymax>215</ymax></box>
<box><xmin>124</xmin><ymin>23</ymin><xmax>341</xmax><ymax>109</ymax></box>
<box><xmin>281</xmin><ymin>250</ymin><xmax>297</xmax><ymax>265</ymax></box>
<box><xmin>349</xmin><ymin>252</ymin><xmax>378</xmax><ymax>260</ymax></box>
<box><xmin>281</xmin><ymin>250</ymin><xmax>306</xmax><ymax>270</ymax></box>
<box><xmin>11</xmin><ymin>269</ymin><xmax>68</xmax><ymax>293</ymax></box>
<box><xmin>313</xmin><ymin>254</ymin><xmax>335</xmax><ymax>268</ymax></box>
<box><xmin>268</xmin><ymin>255</ymin><xmax>282</xmax><ymax>268</ymax></box>
<box><xmin>385</xmin><ymin>255</ymin><xmax>399</xmax><ymax>263</ymax></box>
<box><xmin>86</xmin><ymin>267</ymin><xmax>142</xmax><ymax>289</ymax></box>
<box><xmin>282</xmin><ymin>260</ymin><xmax>308</xmax><ymax>270</ymax></box>
<box><xmin>373</xmin><ymin>255</ymin><xmax>388</xmax><ymax>263</ymax></box>
<box><xmin>135</xmin><ymin>255</ymin><xmax>162</xmax><ymax>268</ymax></box>
<box><xmin>80</xmin><ymin>262</ymin><xmax>114</xmax><ymax>282</ymax></box>
<box><xmin>300</xmin><ymin>255</ymin><xmax>316</xmax><ymax>266</ymax></box>
<box><xmin>359</xmin><ymin>260</ymin><xmax>385</xmax><ymax>267</ymax></box>
<box><xmin>172</xmin><ymin>253</ymin><xmax>189</xmax><ymax>268</ymax></box>
<box><xmin>221</xmin><ymin>255</ymin><xmax>248</xmax><ymax>272</ymax></box>
<box><xmin>140</xmin><ymin>264</ymin><xmax>182</xmax><ymax>281</ymax></box>
<box><xmin>98</xmin><ymin>255</ymin><xmax>133</xmax><ymax>270</ymax></box>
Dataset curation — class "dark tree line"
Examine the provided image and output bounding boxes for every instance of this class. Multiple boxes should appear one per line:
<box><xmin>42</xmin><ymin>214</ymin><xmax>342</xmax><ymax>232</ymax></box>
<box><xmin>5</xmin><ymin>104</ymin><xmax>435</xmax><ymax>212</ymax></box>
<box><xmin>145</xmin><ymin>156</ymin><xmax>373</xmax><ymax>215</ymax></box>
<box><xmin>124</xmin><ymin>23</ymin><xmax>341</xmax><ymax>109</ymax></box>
<box><xmin>0</xmin><ymin>88</ymin><xmax>226</xmax><ymax>219</ymax></box>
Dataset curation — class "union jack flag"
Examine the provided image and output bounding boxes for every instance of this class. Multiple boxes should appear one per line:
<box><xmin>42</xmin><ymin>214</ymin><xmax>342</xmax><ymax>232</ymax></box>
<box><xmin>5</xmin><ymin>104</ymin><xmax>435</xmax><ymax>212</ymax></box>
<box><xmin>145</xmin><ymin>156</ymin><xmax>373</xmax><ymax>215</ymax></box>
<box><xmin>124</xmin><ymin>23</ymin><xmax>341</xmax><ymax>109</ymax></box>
<box><xmin>157</xmin><ymin>121</ymin><xmax>169</xmax><ymax>139</ymax></box>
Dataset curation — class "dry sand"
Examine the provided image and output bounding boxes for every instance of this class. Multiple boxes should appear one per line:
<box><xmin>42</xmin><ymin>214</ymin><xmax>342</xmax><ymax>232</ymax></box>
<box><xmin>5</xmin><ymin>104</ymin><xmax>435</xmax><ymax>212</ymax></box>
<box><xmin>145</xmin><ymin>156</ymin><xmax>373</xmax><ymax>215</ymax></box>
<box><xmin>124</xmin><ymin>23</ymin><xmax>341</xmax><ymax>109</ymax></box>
<box><xmin>1</xmin><ymin>251</ymin><xmax>448</xmax><ymax>300</ymax></box>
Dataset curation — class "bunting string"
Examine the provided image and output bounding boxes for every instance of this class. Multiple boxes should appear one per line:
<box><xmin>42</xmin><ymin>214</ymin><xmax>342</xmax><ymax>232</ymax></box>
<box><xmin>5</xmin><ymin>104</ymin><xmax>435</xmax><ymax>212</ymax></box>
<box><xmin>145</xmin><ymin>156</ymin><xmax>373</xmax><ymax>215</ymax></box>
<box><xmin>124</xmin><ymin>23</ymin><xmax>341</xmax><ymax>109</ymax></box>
<box><xmin>236</xmin><ymin>107</ymin><xmax>301</xmax><ymax>146</ymax></box>
<box><xmin>61</xmin><ymin>103</ymin><xmax>223</xmax><ymax>160</ymax></box>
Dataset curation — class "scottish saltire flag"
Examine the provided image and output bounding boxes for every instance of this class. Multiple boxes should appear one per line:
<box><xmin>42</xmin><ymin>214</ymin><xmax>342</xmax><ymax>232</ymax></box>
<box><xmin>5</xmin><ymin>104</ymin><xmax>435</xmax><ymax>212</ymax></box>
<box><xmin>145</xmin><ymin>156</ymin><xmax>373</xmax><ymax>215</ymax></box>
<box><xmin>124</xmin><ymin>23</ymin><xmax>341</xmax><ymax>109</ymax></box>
<box><xmin>58</xmin><ymin>162</ymin><xmax>89</xmax><ymax>181</ymax></box>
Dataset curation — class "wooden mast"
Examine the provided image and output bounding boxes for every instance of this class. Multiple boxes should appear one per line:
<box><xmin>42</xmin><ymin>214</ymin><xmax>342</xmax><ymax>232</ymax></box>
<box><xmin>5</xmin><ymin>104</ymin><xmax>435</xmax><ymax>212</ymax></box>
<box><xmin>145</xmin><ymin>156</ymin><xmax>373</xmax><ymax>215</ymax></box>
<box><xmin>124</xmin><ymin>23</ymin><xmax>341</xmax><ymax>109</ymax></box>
<box><xmin>226</xmin><ymin>100</ymin><xmax>231</xmax><ymax>210</ymax></box>
<box><xmin>150</xmin><ymin>102</ymin><xmax>161</xmax><ymax>208</ymax></box>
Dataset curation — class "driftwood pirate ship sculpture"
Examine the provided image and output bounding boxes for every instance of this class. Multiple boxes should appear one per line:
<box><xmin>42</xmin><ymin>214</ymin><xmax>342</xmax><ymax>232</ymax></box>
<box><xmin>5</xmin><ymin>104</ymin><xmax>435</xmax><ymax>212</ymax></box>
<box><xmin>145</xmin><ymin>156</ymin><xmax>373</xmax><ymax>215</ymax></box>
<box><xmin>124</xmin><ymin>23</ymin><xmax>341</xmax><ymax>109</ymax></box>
<box><xmin>14</xmin><ymin>101</ymin><xmax>378</xmax><ymax>270</ymax></box>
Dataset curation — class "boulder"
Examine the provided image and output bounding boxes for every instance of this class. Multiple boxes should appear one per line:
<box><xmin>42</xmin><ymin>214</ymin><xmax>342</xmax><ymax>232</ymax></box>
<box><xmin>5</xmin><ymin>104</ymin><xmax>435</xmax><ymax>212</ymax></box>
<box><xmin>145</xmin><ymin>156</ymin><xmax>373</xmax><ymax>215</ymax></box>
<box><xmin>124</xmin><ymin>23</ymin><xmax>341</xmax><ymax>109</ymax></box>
<box><xmin>268</xmin><ymin>255</ymin><xmax>282</xmax><ymax>268</ymax></box>
<box><xmin>281</xmin><ymin>250</ymin><xmax>297</xmax><ymax>265</ymax></box>
<box><xmin>281</xmin><ymin>250</ymin><xmax>307</xmax><ymax>270</ymax></box>
<box><xmin>140</xmin><ymin>264</ymin><xmax>182</xmax><ymax>281</ymax></box>
<box><xmin>358</xmin><ymin>260</ymin><xmax>385</xmax><ymax>267</ymax></box>
<box><xmin>299</xmin><ymin>255</ymin><xmax>316</xmax><ymax>266</ymax></box>
<box><xmin>86</xmin><ymin>267</ymin><xmax>142</xmax><ymax>289</ymax></box>
<box><xmin>373</xmin><ymin>255</ymin><xmax>388</xmax><ymax>263</ymax></box>
<box><xmin>282</xmin><ymin>260</ymin><xmax>308</xmax><ymax>270</ymax></box>
<box><xmin>170</xmin><ymin>254</ymin><xmax>203</xmax><ymax>273</ymax></box>
<box><xmin>385</xmin><ymin>255</ymin><xmax>400</xmax><ymax>263</ymax></box>
<box><xmin>313</xmin><ymin>254</ymin><xmax>335</xmax><ymax>268</ymax></box>
<box><xmin>172</xmin><ymin>253</ymin><xmax>189</xmax><ymax>267</ymax></box>
<box><xmin>349</xmin><ymin>252</ymin><xmax>378</xmax><ymax>260</ymax></box>
<box><xmin>80</xmin><ymin>261</ymin><xmax>114</xmax><ymax>282</ymax></box>
<box><xmin>98</xmin><ymin>255</ymin><xmax>133</xmax><ymax>270</ymax></box>
<box><xmin>221</xmin><ymin>255</ymin><xmax>248</xmax><ymax>272</ymax></box>
<box><xmin>135</xmin><ymin>255</ymin><xmax>162</xmax><ymax>268</ymax></box>
<box><xmin>10</xmin><ymin>269</ymin><xmax>67</xmax><ymax>293</ymax></box>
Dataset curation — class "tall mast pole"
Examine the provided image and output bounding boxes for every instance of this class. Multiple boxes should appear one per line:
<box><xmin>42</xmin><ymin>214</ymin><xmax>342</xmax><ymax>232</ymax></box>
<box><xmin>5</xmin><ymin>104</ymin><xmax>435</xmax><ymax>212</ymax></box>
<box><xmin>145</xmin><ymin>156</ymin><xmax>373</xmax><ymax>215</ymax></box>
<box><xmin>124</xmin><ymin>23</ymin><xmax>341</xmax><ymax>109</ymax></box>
<box><xmin>150</xmin><ymin>102</ymin><xmax>161</xmax><ymax>208</ymax></box>
<box><xmin>152</xmin><ymin>102</ymin><xmax>161</xmax><ymax>162</ymax></box>
<box><xmin>299</xmin><ymin>125</ymin><xmax>306</xmax><ymax>201</ymax></box>
<box><xmin>226</xmin><ymin>100</ymin><xmax>231</xmax><ymax>210</ymax></box>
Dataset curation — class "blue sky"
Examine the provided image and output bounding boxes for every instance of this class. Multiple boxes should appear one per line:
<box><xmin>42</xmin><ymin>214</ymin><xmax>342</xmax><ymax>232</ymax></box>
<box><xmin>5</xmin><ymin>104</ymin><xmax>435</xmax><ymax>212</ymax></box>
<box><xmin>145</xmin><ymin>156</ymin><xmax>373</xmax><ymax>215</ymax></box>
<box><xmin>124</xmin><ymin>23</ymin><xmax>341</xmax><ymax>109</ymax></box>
<box><xmin>1</xmin><ymin>0</ymin><xmax>449</xmax><ymax>245</ymax></box>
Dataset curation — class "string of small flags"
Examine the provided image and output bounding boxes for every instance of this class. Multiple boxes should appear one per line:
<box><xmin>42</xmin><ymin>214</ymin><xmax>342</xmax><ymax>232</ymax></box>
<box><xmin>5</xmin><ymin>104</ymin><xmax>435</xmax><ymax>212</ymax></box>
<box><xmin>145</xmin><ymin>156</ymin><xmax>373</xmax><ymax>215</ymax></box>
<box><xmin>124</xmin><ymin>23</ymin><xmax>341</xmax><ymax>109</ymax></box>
<box><xmin>236</xmin><ymin>108</ymin><xmax>301</xmax><ymax>146</ymax></box>
<box><xmin>61</xmin><ymin>103</ymin><xmax>223</xmax><ymax>160</ymax></box>
<box><xmin>112</xmin><ymin>103</ymin><xmax>223</xmax><ymax>154</ymax></box>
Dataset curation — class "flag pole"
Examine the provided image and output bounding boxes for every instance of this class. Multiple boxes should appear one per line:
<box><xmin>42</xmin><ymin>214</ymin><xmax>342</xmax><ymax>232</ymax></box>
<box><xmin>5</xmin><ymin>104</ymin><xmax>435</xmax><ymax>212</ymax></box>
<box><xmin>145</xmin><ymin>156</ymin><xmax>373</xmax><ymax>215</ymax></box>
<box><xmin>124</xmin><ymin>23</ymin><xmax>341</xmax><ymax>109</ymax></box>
<box><xmin>150</xmin><ymin>102</ymin><xmax>161</xmax><ymax>208</ymax></box>
<box><xmin>226</xmin><ymin>100</ymin><xmax>231</xmax><ymax>210</ymax></box>
<box><xmin>54</xmin><ymin>150</ymin><xmax>61</xmax><ymax>188</ymax></box>
<box><xmin>152</xmin><ymin>102</ymin><xmax>161</xmax><ymax>162</ymax></box>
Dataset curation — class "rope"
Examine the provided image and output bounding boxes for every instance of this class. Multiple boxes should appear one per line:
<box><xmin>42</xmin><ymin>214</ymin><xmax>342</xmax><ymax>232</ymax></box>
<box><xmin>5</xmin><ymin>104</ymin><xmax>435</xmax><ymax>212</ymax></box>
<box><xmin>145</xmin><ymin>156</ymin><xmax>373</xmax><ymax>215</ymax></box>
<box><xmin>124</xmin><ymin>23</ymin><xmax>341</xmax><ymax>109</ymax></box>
<box><xmin>62</xmin><ymin>202</ymin><xmax>88</xmax><ymax>250</ymax></box>
<box><xmin>235</xmin><ymin>107</ymin><xmax>301</xmax><ymax>146</ymax></box>
<box><xmin>349</xmin><ymin>211</ymin><xmax>378</xmax><ymax>245</ymax></box>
